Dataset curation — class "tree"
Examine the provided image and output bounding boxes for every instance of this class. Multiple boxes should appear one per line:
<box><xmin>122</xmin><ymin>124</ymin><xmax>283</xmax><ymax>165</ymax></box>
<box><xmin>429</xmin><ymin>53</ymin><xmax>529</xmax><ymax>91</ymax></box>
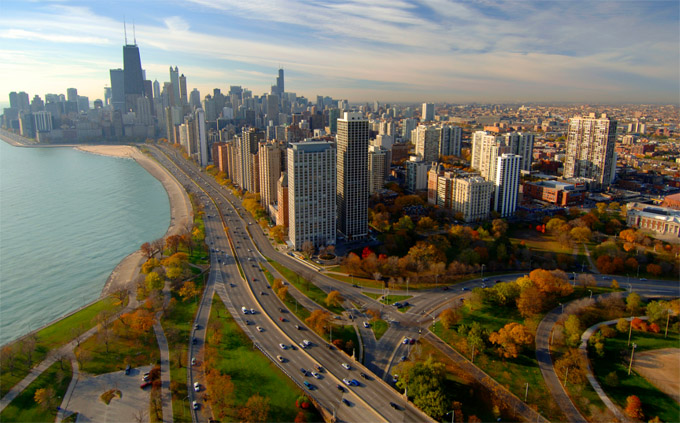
<box><xmin>178</xmin><ymin>281</ymin><xmax>201</xmax><ymax>302</ymax></box>
<box><xmin>611</xmin><ymin>279</ymin><xmax>620</xmax><ymax>289</ymax></box>
<box><xmin>570</xmin><ymin>227</ymin><xmax>592</xmax><ymax>243</ymax></box>
<box><xmin>22</xmin><ymin>334</ymin><xmax>37</xmax><ymax>367</ymax></box>
<box><xmin>145</xmin><ymin>271</ymin><xmax>164</xmax><ymax>292</ymax></box>
<box><xmin>555</xmin><ymin>348</ymin><xmax>587</xmax><ymax>385</ymax></box>
<box><xmin>34</xmin><ymin>387</ymin><xmax>56</xmax><ymax>410</ymax></box>
<box><xmin>238</xmin><ymin>393</ymin><xmax>270</xmax><ymax>422</ymax></box>
<box><xmin>646</xmin><ymin>300</ymin><xmax>671</xmax><ymax>324</ymax></box>
<box><xmin>271</xmin><ymin>225</ymin><xmax>286</xmax><ymax>243</ymax></box>
<box><xmin>325</xmin><ymin>290</ymin><xmax>343</xmax><ymax>308</ymax></box>
<box><xmin>300</xmin><ymin>241</ymin><xmax>315</xmax><ymax>258</ymax></box>
<box><xmin>74</xmin><ymin>348</ymin><xmax>91</xmax><ymax>369</ymax></box>
<box><xmin>206</xmin><ymin>368</ymin><xmax>235</xmax><ymax>419</ymax></box>
<box><xmin>305</xmin><ymin>309</ymin><xmax>330</xmax><ymax>335</ymax></box>
<box><xmin>417</xmin><ymin>216</ymin><xmax>437</xmax><ymax>232</ymax></box>
<box><xmin>646</xmin><ymin>263</ymin><xmax>662</xmax><ymax>276</ymax></box>
<box><xmin>616</xmin><ymin>318</ymin><xmax>630</xmax><ymax>333</ymax></box>
<box><xmin>488</xmin><ymin>322</ymin><xmax>534</xmax><ymax>358</ymax></box>
<box><xmin>626</xmin><ymin>292</ymin><xmax>642</xmax><ymax>315</ymax></box>
<box><xmin>140</xmin><ymin>242</ymin><xmax>155</xmax><ymax>259</ymax></box>
<box><xmin>440</xmin><ymin>308</ymin><xmax>461</xmax><ymax>329</ymax></box>
<box><xmin>494</xmin><ymin>281</ymin><xmax>520</xmax><ymax>306</ymax></box>
<box><xmin>142</xmin><ymin>257</ymin><xmax>161</xmax><ymax>274</ymax></box>
<box><xmin>294</xmin><ymin>411</ymin><xmax>307</xmax><ymax>423</ymax></box>
<box><xmin>413</xmin><ymin>389</ymin><xmax>447</xmax><ymax>420</ymax></box>
<box><xmin>516</xmin><ymin>285</ymin><xmax>546</xmax><ymax>318</ymax></box>
<box><xmin>276</xmin><ymin>286</ymin><xmax>288</xmax><ymax>301</ymax></box>
<box><xmin>2</xmin><ymin>344</ymin><xmax>17</xmax><ymax>374</ymax></box>
<box><xmin>624</xmin><ymin>395</ymin><xmax>644</xmax><ymax>420</ymax></box>
<box><xmin>564</xmin><ymin>315</ymin><xmax>583</xmax><ymax>347</ymax></box>
<box><xmin>165</xmin><ymin>234</ymin><xmax>182</xmax><ymax>255</ymax></box>
<box><xmin>491</xmin><ymin>218</ymin><xmax>509</xmax><ymax>238</ymax></box>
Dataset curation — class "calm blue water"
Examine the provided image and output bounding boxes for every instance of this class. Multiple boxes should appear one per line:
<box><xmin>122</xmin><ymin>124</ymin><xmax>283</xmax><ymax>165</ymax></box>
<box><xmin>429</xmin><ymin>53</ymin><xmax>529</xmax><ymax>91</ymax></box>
<box><xmin>0</xmin><ymin>141</ymin><xmax>170</xmax><ymax>345</ymax></box>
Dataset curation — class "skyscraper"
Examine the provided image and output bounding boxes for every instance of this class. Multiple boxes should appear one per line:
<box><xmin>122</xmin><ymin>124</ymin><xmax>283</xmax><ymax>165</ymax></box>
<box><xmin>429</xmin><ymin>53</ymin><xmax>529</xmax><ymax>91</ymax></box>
<box><xmin>66</xmin><ymin>88</ymin><xmax>78</xmax><ymax>103</ymax></box>
<box><xmin>153</xmin><ymin>80</ymin><xmax>161</xmax><ymax>99</ymax></box>
<box><xmin>337</xmin><ymin>112</ymin><xmax>369</xmax><ymax>241</ymax></box>
<box><xmin>368</xmin><ymin>145</ymin><xmax>389</xmax><ymax>195</ymax></box>
<box><xmin>564</xmin><ymin>113</ymin><xmax>617</xmax><ymax>189</ymax></box>
<box><xmin>439</xmin><ymin>125</ymin><xmax>462</xmax><ymax>157</ymax></box>
<box><xmin>288</xmin><ymin>141</ymin><xmax>336</xmax><ymax>250</ymax></box>
<box><xmin>494</xmin><ymin>154</ymin><xmax>521</xmax><ymax>217</ymax></box>
<box><xmin>414</xmin><ymin>125</ymin><xmax>440</xmax><ymax>163</ymax></box>
<box><xmin>422</xmin><ymin>103</ymin><xmax>434</xmax><ymax>121</ymax></box>
<box><xmin>276</xmin><ymin>68</ymin><xmax>284</xmax><ymax>95</ymax></box>
<box><xmin>109</xmin><ymin>69</ymin><xmax>125</xmax><ymax>111</ymax></box>
<box><xmin>503</xmin><ymin>132</ymin><xmax>534</xmax><ymax>172</ymax></box>
<box><xmin>258</xmin><ymin>141</ymin><xmax>282</xmax><ymax>211</ymax></box>
<box><xmin>240</xmin><ymin>128</ymin><xmax>264</xmax><ymax>192</ymax></box>
<box><xmin>179</xmin><ymin>74</ymin><xmax>188</xmax><ymax>106</ymax></box>
<box><xmin>170</xmin><ymin>66</ymin><xmax>180</xmax><ymax>107</ymax></box>
<box><xmin>123</xmin><ymin>42</ymin><xmax>145</xmax><ymax>110</ymax></box>
<box><xmin>195</xmin><ymin>108</ymin><xmax>208</xmax><ymax>167</ymax></box>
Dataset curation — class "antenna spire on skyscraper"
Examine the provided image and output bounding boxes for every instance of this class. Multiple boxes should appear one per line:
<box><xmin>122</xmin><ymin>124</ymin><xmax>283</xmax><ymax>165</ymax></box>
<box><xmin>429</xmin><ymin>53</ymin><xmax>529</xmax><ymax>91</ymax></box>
<box><xmin>124</xmin><ymin>16</ymin><xmax>128</xmax><ymax>44</ymax></box>
<box><xmin>133</xmin><ymin>20</ymin><xmax>136</xmax><ymax>45</ymax></box>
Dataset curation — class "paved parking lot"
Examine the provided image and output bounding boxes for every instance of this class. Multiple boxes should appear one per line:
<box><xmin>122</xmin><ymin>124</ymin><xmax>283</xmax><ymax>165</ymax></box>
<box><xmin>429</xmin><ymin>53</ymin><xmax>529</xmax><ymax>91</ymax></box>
<box><xmin>65</xmin><ymin>366</ymin><xmax>152</xmax><ymax>423</ymax></box>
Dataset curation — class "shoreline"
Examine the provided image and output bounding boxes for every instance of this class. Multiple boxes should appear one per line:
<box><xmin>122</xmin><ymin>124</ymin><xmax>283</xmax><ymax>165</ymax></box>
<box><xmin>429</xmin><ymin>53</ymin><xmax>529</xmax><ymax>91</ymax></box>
<box><xmin>74</xmin><ymin>145</ymin><xmax>193</xmax><ymax>297</ymax></box>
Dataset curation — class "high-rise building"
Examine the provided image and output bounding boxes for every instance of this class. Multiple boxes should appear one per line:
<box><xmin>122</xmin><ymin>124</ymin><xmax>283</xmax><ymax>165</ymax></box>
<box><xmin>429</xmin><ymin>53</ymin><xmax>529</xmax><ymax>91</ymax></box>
<box><xmin>170</xmin><ymin>66</ymin><xmax>180</xmax><ymax>107</ymax></box>
<box><xmin>503</xmin><ymin>132</ymin><xmax>534</xmax><ymax>172</ymax></box>
<box><xmin>439</xmin><ymin>125</ymin><xmax>462</xmax><ymax>157</ymax></box>
<box><xmin>189</xmin><ymin>89</ymin><xmax>201</xmax><ymax>109</ymax></box>
<box><xmin>401</xmin><ymin>118</ymin><xmax>417</xmax><ymax>141</ymax></box>
<box><xmin>123</xmin><ymin>43</ymin><xmax>145</xmax><ymax>110</ymax></box>
<box><xmin>471</xmin><ymin>131</ymin><xmax>510</xmax><ymax>181</ymax></box>
<box><xmin>414</xmin><ymin>125</ymin><xmax>440</xmax><ymax>163</ymax></box>
<box><xmin>368</xmin><ymin>145</ymin><xmax>389</xmax><ymax>195</ymax></box>
<box><xmin>240</xmin><ymin>128</ymin><xmax>264</xmax><ymax>192</ymax></box>
<box><xmin>66</xmin><ymin>88</ymin><xmax>78</xmax><ymax>103</ymax></box>
<box><xmin>276</xmin><ymin>172</ymin><xmax>289</xmax><ymax>227</ymax></box>
<box><xmin>564</xmin><ymin>113</ymin><xmax>617</xmax><ymax>189</ymax></box>
<box><xmin>276</xmin><ymin>68</ymin><xmax>284</xmax><ymax>95</ymax></box>
<box><xmin>266</xmin><ymin>94</ymin><xmax>279</xmax><ymax>125</ymax></box>
<box><xmin>405</xmin><ymin>156</ymin><xmax>431</xmax><ymax>192</ymax></box>
<box><xmin>422</xmin><ymin>103</ymin><xmax>434</xmax><ymax>121</ymax></box>
<box><xmin>195</xmin><ymin>108</ymin><xmax>208</xmax><ymax>167</ymax></box>
<box><xmin>136</xmin><ymin>97</ymin><xmax>152</xmax><ymax>125</ymax></box>
<box><xmin>337</xmin><ymin>112</ymin><xmax>369</xmax><ymax>241</ymax></box>
<box><xmin>34</xmin><ymin>110</ymin><xmax>53</xmax><ymax>132</ymax></box>
<box><xmin>153</xmin><ymin>80</ymin><xmax>161</xmax><ymax>99</ymax></box>
<box><xmin>493</xmin><ymin>154</ymin><xmax>521</xmax><ymax>217</ymax></box>
<box><xmin>452</xmin><ymin>176</ymin><xmax>493</xmax><ymax>222</ymax></box>
<box><xmin>179</xmin><ymin>74</ymin><xmax>188</xmax><ymax>106</ymax></box>
<box><xmin>259</xmin><ymin>142</ymin><xmax>282</xmax><ymax>211</ymax></box>
<box><xmin>288</xmin><ymin>140</ymin><xmax>336</xmax><ymax>250</ymax></box>
<box><xmin>9</xmin><ymin>92</ymin><xmax>18</xmax><ymax>109</ymax></box>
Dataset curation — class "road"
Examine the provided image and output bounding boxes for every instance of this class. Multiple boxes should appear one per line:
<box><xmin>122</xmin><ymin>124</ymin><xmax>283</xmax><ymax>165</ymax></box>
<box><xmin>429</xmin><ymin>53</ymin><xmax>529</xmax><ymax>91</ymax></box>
<box><xmin>150</xmin><ymin>146</ymin><xmax>434</xmax><ymax>422</ymax></box>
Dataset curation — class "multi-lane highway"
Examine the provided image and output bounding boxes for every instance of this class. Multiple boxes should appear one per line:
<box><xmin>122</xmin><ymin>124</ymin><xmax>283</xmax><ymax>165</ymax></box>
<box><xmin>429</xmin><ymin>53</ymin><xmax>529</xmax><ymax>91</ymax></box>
<box><xmin>149</xmin><ymin>143</ymin><xmax>678</xmax><ymax>423</ymax></box>
<box><xmin>149</xmin><ymin>146</ymin><xmax>434</xmax><ymax>423</ymax></box>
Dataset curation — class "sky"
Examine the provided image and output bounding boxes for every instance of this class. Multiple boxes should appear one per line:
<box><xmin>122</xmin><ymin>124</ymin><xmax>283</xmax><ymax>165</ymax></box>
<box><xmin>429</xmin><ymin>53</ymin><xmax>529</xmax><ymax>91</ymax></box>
<box><xmin>0</xmin><ymin>0</ymin><xmax>678</xmax><ymax>108</ymax></box>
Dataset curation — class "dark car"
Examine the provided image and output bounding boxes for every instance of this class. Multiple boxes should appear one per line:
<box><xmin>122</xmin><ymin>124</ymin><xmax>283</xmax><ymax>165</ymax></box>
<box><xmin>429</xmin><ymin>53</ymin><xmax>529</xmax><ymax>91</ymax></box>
<box><xmin>389</xmin><ymin>402</ymin><xmax>400</xmax><ymax>410</ymax></box>
<box><xmin>409</xmin><ymin>338</ymin><xmax>416</xmax><ymax>345</ymax></box>
<box><xmin>279</xmin><ymin>317</ymin><xmax>286</xmax><ymax>322</ymax></box>
<box><xmin>336</xmin><ymin>384</ymin><xmax>345</xmax><ymax>392</ymax></box>
<box><xmin>342</xmin><ymin>399</ymin><xmax>351</xmax><ymax>406</ymax></box>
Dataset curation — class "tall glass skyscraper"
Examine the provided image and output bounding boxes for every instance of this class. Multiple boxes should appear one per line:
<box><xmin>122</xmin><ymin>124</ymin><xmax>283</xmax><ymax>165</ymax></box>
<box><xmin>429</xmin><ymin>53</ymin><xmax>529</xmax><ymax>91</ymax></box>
<box><xmin>336</xmin><ymin>112</ymin><xmax>369</xmax><ymax>241</ymax></box>
<box><xmin>123</xmin><ymin>43</ymin><xmax>144</xmax><ymax>110</ymax></box>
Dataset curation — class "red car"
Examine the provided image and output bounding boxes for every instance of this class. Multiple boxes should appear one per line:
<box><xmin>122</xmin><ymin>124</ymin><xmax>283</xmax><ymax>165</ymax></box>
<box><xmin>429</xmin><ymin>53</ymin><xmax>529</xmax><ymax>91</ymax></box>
<box><xmin>279</xmin><ymin>317</ymin><xmax>286</xmax><ymax>322</ymax></box>
<box><xmin>140</xmin><ymin>381</ymin><xmax>151</xmax><ymax>389</ymax></box>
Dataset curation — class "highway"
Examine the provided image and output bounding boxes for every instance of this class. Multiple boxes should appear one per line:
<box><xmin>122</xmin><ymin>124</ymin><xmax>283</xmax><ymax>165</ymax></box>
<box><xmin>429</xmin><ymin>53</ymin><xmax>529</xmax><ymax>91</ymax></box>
<box><xmin>149</xmin><ymin>146</ymin><xmax>434</xmax><ymax>423</ymax></box>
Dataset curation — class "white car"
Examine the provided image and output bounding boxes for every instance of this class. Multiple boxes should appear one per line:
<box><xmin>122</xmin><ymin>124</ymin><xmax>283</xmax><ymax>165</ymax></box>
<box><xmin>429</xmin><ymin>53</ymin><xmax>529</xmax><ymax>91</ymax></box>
<box><xmin>193</xmin><ymin>382</ymin><xmax>200</xmax><ymax>392</ymax></box>
<box><xmin>256</xmin><ymin>326</ymin><xmax>263</xmax><ymax>332</ymax></box>
<box><xmin>342</xmin><ymin>378</ymin><xmax>351</xmax><ymax>385</ymax></box>
<box><xmin>191</xmin><ymin>357</ymin><xmax>196</xmax><ymax>366</ymax></box>
<box><xmin>250</xmin><ymin>308</ymin><xmax>256</xmax><ymax>314</ymax></box>
<box><xmin>402</xmin><ymin>337</ymin><xmax>410</xmax><ymax>344</ymax></box>
<box><xmin>277</xmin><ymin>355</ymin><xmax>285</xmax><ymax>362</ymax></box>
<box><xmin>192</xmin><ymin>401</ymin><xmax>199</xmax><ymax>410</ymax></box>
<box><xmin>279</xmin><ymin>343</ymin><xmax>287</xmax><ymax>350</ymax></box>
<box><xmin>342</xmin><ymin>363</ymin><xmax>351</xmax><ymax>370</ymax></box>
<box><xmin>363</xmin><ymin>321</ymin><xmax>370</xmax><ymax>328</ymax></box>
<box><xmin>311</xmin><ymin>371</ymin><xmax>321</xmax><ymax>379</ymax></box>
<box><xmin>302</xmin><ymin>339</ymin><xmax>311</xmax><ymax>347</ymax></box>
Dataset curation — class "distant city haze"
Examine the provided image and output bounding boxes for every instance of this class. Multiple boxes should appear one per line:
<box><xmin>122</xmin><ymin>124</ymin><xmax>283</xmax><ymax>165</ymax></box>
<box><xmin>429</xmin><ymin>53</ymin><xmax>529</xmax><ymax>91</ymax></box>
<box><xmin>0</xmin><ymin>0</ymin><xmax>678</xmax><ymax>107</ymax></box>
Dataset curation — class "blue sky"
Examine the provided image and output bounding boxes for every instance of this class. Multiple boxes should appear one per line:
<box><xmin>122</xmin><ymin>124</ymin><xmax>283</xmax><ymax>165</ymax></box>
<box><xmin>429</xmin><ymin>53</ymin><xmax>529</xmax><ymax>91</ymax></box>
<box><xmin>0</xmin><ymin>0</ymin><xmax>678</xmax><ymax>108</ymax></box>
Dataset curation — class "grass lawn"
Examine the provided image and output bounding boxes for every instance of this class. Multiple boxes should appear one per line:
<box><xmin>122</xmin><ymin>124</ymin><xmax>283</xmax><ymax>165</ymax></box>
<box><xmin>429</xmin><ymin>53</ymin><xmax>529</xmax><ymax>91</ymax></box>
<box><xmin>206</xmin><ymin>296</ymin><xmax>320</xmax><ymax>422</ymax></box>
<box><xmin>591</xmin><ymin>328</ymin><xmax>680</xmax><ymax>423</ymax></box>
<box><xmin>0</xmin><ymin>360</ymin><xmax>72</xmax><ymax>423</ymax></box>
<box><xmin>267</xmin><ymin>258</ymin><xmax>344</xmax><ymax>315</ymax></box>
<box><xmin>509</xmin><ymin>228</ymin><xmax>572</xmax><ymax>255</ymax></box>
<box><xmin>0</xmin><ymin>296</ymin><xmax>123</xmax><ymax>397</ymax></box>
<box><xmin>371</xmin><ymin>319</ymin><xmax>389</xmax><ymax>340</ymax></box>
<box><xmin>326</xmin><ymin>273</ymin><xmax>383</xmax><ymax>289</ymax></box>
<box><xmin>261</xmin><ymin>263</ymin><xmax>311</xmax><ymax>322</ymax></box>
<box><xmin>431</xmin><ymin>304</ymin><xmax>568</xmax><ymax>422</ymax></box>
<box><xmin>362</xmin><ymin>292</ymin><xmax>412</xmax><ymax>305</ymax></box>
<box><xmin>75</xmin><ymin>317</ymin><xmax>160</xmax><ymax>375</ymax></box>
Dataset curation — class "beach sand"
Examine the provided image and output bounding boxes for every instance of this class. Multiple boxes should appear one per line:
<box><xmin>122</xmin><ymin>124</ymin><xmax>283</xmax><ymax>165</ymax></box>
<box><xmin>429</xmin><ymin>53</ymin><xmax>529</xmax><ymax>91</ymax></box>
<box><xmin>76</xmin><ymin>145</ymin><xmax>193</xmax><ymax>297</ymax></box>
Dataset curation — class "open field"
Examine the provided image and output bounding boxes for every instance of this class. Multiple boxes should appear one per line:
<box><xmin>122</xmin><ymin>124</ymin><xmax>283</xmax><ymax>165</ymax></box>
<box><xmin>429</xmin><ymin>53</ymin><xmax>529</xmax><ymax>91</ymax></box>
<box><xmin>0</xmin><ymin>361</ymin><xmax>72</xmax><ymax>423</ymax></box>
<box><xmin>633</xmin><ymin>348</ymin><xmax>680</xmax><ymax>404</ymax></box>
<box><xmin>1</xmin><ymin>296</ymin><xmax>122</xmax><ymax>397</ymax></box>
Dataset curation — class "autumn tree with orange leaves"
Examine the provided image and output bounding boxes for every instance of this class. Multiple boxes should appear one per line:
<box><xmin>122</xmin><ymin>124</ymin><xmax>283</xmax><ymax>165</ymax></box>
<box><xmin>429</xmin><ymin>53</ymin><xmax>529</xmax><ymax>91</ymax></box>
<box><xmin>489</xmin><ymin>322</ymin><xmax>534</xmax><ymax>358</ymax></box>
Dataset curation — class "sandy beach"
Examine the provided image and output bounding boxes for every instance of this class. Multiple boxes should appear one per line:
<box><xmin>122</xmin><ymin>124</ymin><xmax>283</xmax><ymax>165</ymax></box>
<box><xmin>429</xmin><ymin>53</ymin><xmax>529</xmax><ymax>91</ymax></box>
<box><xmin>76</xmin><ymin>145</ymin><xmax>193</xmax><ymax>297</ymax></box>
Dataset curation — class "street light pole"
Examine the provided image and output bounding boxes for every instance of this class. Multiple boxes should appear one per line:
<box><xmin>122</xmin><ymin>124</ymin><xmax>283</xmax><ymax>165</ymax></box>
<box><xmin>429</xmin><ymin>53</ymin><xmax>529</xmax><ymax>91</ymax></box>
<box><xmin>589</xmin><ymin>289</ymin><xmax>593</xmax><ymax>300</ymax></box>
<box><xmin>628</xmin><ymin>343</ymin><xmax>637</xmax><ymax>375</ymax></box>
<box><xmin>666</xmin><ymin>309</ymin><xmax>673</xmax><ymax>338</ymax></box>
<box><xmin>524</xmin><ymin>382</ymin><xmax>529</xmax><ymax>402</ymax></box>
<box><xmin>628</xmin><ymin>316</ymin><xmax>633</xmax><ymax>346</ymax></box>
<box><xmin>446</xmin><ymin>410</ymin><xmax>455</xmax><ymax>423</ymax></box>
<box><xmin>481</xmin><ymin>264</ymin><xmax>485</xmax><ymax>280</ymax></box>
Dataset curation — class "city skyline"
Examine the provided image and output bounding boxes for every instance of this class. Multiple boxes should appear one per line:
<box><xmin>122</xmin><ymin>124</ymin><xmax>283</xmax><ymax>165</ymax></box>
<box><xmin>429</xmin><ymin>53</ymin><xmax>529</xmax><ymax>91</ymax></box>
<box><xmin>1</xmin><ymin>0</ymin><xmax>678</xmax><ymax>108</ymax></box>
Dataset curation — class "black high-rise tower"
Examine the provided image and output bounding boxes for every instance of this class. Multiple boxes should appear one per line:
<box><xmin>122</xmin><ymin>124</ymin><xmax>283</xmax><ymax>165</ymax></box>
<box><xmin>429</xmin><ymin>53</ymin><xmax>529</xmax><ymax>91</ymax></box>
<box><xmin>123</xmin><ymin>23</ymin><xmax>144</xmax><ymax>111</ymax></box>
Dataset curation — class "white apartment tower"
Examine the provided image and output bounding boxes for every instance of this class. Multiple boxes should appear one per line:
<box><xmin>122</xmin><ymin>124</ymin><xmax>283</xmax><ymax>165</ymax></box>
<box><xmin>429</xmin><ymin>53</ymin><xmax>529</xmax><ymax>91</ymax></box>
<box><xmin>493</xmin><ymin>154</ymin><xmax>521</xmax><ymax>217</ymax></box>
<box><xmin>422</xmin><ymin>103</ymin><xmax>434</xmax><ymax>121</ymax></box>
<box><xmin>564</xmin><ymin>113</ymin><xmax>617</xmax><ymax>189</ymax></box>
<box><xmin>196</xmin><ymin>108</ymin><xmax>208</xmax><ymax>167</ymax></box>
<box><xmin>453</xmin><ymin>176</ymin><xmax>494</xmax><ymax>222</ymax></box>
<box><xmin>471</xmin><ymin>131</ymin><xmax>510</xmax><ymax>181</ymax></box>
<box><xmin>337</xmin><ymin>112</ymin><xmax>369</xmax><ymax>241</ymax></box>
<box><xmin>414</xmin><ymin>125</ymin><xmax>441</xmax><ymax>163</ymax></box>
<box><xmin>288</xmin><ymin>141</ymin><xmax>336</xmax><ymax>250</ymax></box>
